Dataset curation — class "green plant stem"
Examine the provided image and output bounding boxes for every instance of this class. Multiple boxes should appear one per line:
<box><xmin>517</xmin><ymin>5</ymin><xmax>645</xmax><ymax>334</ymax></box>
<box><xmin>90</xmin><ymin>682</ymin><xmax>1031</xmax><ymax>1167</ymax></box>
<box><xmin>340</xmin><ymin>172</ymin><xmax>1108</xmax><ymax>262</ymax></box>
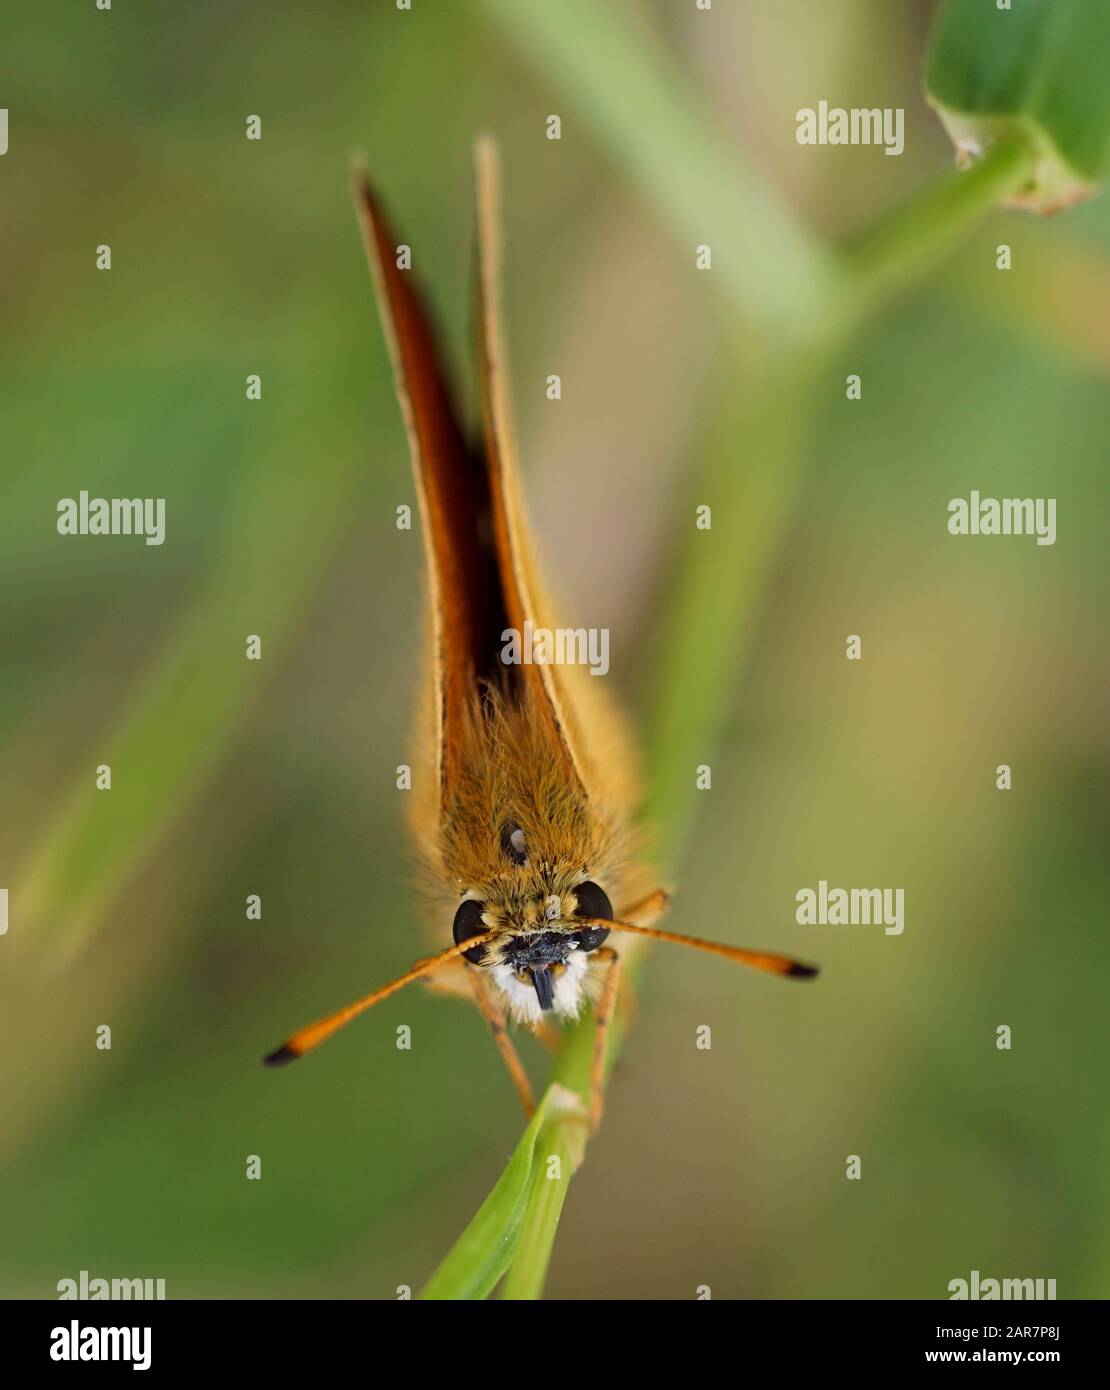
<box><xmin>833</xmin><ymin>131</ymin><xmax>1035</xmax><ymax>326</ymax></box>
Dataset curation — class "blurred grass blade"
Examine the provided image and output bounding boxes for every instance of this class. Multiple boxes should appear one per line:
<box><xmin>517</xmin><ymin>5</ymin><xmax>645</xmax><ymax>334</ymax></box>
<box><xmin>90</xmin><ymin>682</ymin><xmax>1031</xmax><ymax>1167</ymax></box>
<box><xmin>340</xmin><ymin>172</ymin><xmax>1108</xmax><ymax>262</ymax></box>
<box><xmin>926</xmin><ymin>0</ymin><xmax>1110</xmax><ymax>212</ymax></box>
<box><xmin>645</xmin><ymin>350</ymin><xmax>822</xmax><ymax>863</ymax></box>
<box><xmin>14</xmin><ymin>373</ymin><xmax>371</xmax><ymax>969</ymax></box>
<box><xmin>420</xmin><ymin>1084</ymin><xmax>583</xmax><ymax>1300</ymax></box>
<box><xmin>479</xmin><ymin>0</ymin><xmax>837</xmax><ymax>337</ymax></box>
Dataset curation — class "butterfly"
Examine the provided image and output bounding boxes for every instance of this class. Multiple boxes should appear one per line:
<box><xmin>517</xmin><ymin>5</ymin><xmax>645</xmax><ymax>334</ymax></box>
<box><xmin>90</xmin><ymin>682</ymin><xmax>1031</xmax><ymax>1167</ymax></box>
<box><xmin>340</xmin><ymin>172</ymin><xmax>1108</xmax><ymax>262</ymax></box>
<box><xmin>265</xmin><ymin>138</ymin><xmax>817</xmax><ymax>1129</ymax></box>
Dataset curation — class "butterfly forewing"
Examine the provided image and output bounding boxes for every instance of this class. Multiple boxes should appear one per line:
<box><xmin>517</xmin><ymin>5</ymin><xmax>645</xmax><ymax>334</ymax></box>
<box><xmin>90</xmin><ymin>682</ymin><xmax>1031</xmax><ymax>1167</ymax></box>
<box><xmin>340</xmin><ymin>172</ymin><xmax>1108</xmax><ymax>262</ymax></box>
<box><xmin>354</xmin><ymin>172</ymin><xmax>509</xmax><ymax>809</ymax></box>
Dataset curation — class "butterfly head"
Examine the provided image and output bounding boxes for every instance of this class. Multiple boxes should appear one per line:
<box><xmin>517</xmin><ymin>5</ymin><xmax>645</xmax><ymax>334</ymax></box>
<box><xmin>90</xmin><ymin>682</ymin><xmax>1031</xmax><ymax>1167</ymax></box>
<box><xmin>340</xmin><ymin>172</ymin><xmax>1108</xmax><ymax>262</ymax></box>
<box><xmin>451</xmin><ymin>879</ymin><xmax>613</xmax><ymax>1025</ymax></box>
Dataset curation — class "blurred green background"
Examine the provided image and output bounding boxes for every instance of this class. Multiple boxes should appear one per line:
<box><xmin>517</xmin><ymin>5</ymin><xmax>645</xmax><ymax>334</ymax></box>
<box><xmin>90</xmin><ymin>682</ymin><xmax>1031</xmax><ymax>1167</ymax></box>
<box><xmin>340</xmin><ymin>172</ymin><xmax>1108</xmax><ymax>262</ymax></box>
<box><xmin>1</xmin><ymin>0</ymin><xmax>1107</xmax><ymax>1300</ymax></box>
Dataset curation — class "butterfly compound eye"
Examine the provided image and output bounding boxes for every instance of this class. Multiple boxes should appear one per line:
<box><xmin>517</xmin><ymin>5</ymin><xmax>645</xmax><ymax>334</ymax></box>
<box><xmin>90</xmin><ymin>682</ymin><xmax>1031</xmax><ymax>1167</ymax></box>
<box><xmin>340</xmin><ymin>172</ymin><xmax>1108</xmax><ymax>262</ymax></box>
<box><xmin>573</xmin><ymin>881</ymin><xmax>612</xmax><ymax>951</ymax></box>
<box><xmin>452</xmin><ymin>899</ymin><xmax>488</xmax><ymax>964</ymax></box>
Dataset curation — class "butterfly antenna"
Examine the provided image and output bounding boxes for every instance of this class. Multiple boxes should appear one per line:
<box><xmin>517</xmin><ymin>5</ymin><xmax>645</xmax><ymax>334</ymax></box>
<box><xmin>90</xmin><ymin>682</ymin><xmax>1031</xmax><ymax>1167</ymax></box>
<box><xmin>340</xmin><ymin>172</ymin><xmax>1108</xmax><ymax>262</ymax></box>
<box><xmin>263</xmin><ymin>934</ymin><xmax>496</xmax><ymax>1066</ymax></box>
<box><xmin>582</xmin><ymin>919</ymin><xmax>818</xmax><ymax>979</ymax></box>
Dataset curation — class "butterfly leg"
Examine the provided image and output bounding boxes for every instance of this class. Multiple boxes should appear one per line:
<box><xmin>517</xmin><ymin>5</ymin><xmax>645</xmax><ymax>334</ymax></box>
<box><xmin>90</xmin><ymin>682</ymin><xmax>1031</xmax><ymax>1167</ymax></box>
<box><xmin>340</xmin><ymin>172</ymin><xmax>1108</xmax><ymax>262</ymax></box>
<box><xmin>603</xmin><ymin>889</ymin><xmax>668</xmax><ymax>1032</ymax></box>
<box><xmin>588</xmin><ymin>946</ymin><xmax>622</xmax><ymax>1135</ymax></box>
<box><xmin>466</xmin><ymin>964</ymin><xmax>535</xmax><ymax>1118</ymax></box>
<box><xmin>621</xmin><ymin>888</ymin><xmax>671</xmax><ymax>927</ymax></box>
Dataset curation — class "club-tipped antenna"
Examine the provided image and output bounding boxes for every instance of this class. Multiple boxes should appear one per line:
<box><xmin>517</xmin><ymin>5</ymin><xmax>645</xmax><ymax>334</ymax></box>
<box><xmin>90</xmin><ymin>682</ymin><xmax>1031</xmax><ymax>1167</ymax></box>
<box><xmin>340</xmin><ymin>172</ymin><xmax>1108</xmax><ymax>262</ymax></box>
<box><xmin>264</xmin><ymin>933</ymin><xmax>497</xmax><ymax>1066</ymax></box>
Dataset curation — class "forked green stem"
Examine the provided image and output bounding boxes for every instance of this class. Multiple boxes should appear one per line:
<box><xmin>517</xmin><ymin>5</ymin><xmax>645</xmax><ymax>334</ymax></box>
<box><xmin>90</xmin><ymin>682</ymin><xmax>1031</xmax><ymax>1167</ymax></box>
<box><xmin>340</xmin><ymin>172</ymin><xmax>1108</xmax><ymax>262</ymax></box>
<box><xmin>426</xmin><ymin>37</ymin><xmax>1038</xmax><ymax>1304</ymax></box>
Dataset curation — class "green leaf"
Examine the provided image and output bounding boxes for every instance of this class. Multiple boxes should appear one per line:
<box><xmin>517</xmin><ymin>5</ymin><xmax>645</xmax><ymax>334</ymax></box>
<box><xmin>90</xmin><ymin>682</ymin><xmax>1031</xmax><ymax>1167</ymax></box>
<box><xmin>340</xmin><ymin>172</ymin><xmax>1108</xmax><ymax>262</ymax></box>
<box><xmin>926</xmin><ymin>0</ymin><xmax>1110</xmax><ymax>212</ymax></box>
<box><xmin>419</xmin><ymin>1084</ymin><xmax>584</xmax><ymax>1300</ymax></box>
<box><xmin>498</xmin><ymin>1005</ymin><xmax>596</xmax><ymax>1300</ymax></box>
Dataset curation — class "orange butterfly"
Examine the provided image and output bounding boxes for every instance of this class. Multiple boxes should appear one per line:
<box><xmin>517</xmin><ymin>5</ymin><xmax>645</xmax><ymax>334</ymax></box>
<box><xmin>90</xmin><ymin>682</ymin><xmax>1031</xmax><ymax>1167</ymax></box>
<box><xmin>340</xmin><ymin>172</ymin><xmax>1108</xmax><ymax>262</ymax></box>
<box><xmin>265</xmin><ymin>139</ymin><xmax>817</xmax><ymax>1128</ymax></box>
